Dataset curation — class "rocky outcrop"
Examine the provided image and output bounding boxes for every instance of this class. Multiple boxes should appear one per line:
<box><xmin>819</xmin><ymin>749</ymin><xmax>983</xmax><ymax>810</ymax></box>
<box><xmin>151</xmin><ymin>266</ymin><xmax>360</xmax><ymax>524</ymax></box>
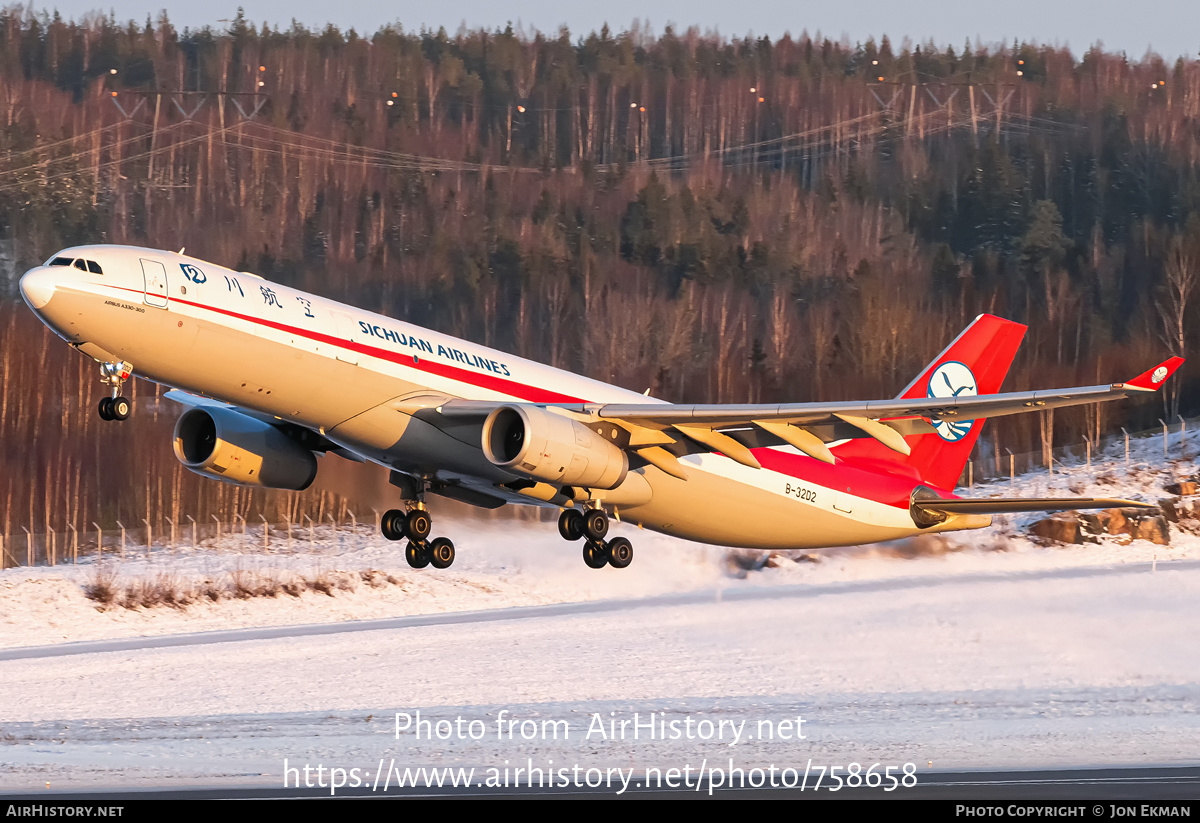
<box><xmin>1031</xmin><ymin>507</ymin><xmax>1171</xmax><ymax>546</ymax></box>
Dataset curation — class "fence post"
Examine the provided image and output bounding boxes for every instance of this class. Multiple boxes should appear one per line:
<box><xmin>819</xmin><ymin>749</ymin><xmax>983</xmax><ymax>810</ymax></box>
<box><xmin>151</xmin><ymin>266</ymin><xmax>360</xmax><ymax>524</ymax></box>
<box><xmin>329</xmin><ymin>513</ymin><xmax>338</xmax><ymax>549</ymax></box>
<box><xmin>47</xmin><ymin>526</ymin><xmax>55</xmax><ymax>567</ymax></box>
<box><xmin>968</xmin><ymin>460</ymin><xmax>973</xmax><ymax>489</ymax></box>
<box><xmin>1180</xmin><ymin>415</ymin><xmax>1187</xmax><ymax>459</ymax></box>
<box><xmin>1160</xmin><ymin>419</ymin><xmax>1168</xmax><ymax>460</ymax></box>
<box><xmin>1121</xmin><ymin>428</ymin><xmax>1129</xmax><ymax>467</ymax></box>
<box><xmin>186</xmin><ymin>515</ymin><xmax>196</xmax><ymax>550</ymax></box>
<box><xmin>212</xmin><ymin>515</ymin><xmax>221</xmax><ymax>550</ymax></box>
<box><xmin>259</xmin><ymin>514</ymin><xmax>269</xmax><ymax>553</ymax></box>
<box><xmin>285</xmin><ymin>515</ymin><xmax>292</xmax><ymax>554</ymax></box>
<box><xmin>116</xmin><ymin>521</ymin><xmax>125</xmax><ymax>560</ymax></box>
<box><xmin>22</xmin><ymin>526</ymin><xmax>31</xmax><ymax>566</ymax></box>
<box><xmin>93</xmin><ymin>523</ymin><xmax>102</xmax><ymax>561</ymax></box>
<box><xmin>143</xmin><ymin>518</ymin><xmax>152</xmax><ymax>561</ymax></box>
<box><xmin>1085</xmin><ymin>438</ymin><xmax>1091</xmax><ymax>471</ymax></box>
<box><xmin>0</xmin><ymin>533</ymin><xmax>4</xmax><ymax>570</ymax></box>
<box><xmin>69</xmin><ymin>524</ymin><xmax>77</xmax><ymax>564</ymax></box>
<box><xmin>165</xmin><ymin>517</ymin><xmax>174</xmax><ymax>555</ymax></box>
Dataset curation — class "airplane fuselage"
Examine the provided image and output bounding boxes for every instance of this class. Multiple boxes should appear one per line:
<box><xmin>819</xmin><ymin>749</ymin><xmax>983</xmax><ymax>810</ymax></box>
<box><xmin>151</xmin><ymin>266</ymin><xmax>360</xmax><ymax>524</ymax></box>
<box><xmin>20</xmin><ymin>244</ymin><xmax>983</xmax><ymax>550</ymax></box>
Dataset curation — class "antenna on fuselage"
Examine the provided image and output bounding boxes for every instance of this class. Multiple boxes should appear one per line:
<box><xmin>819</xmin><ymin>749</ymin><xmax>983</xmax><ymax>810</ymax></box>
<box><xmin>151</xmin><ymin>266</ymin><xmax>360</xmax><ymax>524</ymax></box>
<box><xmin>176</xmin><ymin>247</ymin><xmax>185</xmax><ymax>255</ymax></box>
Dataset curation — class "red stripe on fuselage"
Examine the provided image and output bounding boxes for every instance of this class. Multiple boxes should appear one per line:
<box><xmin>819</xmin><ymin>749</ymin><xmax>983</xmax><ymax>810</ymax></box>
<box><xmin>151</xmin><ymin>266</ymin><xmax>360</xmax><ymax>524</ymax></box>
<box><xmin>108</xmin><ymin>285</ymin><xmax>585</xmax><ymax>404</ymax></box>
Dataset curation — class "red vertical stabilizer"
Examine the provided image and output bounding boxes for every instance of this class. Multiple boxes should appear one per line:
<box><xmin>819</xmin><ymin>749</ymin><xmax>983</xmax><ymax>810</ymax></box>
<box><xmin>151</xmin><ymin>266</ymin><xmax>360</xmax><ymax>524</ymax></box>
<box><xmin>834</xmin><ymin>314</ymin><xmax>1027</xmax><ymax>491</ymax></box>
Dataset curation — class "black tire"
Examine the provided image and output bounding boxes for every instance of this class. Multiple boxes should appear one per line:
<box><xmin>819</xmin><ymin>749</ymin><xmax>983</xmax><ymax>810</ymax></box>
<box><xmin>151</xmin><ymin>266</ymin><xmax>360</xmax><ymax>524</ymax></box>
<box><xmin>582</xmin><ymin>540</ymin><xmax>609</xmax><ymax>569</ymax></box>
<box><xmin>111</xmin><ymin>396</ymin><xmax>131</xmax><ymax>421</ymax></box>
<box><xmin>406</xmin><ymin>510</ymin><xmax>432</xmax><ymax>541</ymax></box>
<box><xmin>381</xmin><ymin>509</ymin><xmax>405</xmax><ymax>541</ymax></box>
<box><xmin>405</xmin><ymin>541</ymin><xmax>430</xmax><ymax>569</ymax></box>
<box><xmin>98</xmin><ymin>397</ymin><xmax>113</xmax><ymax>421</ymax></box>
<box><xmin>583</xmin><ymin>509</ymin><xmax>609</xmax><ymax>541</ymax></box>
<box><xmin>607</xmin><ymin>537</ymin><xmax>633</xmax><ymax>569</ymax></box>
<box><xmin>428</xmin><ymin>537</ymin><xmax>455</xmax><ymax>569</ymax></box>
<box><xmin>558</xmin><ymin>509</ymin><xmax>585</xmax><ymax>541</ymax></box>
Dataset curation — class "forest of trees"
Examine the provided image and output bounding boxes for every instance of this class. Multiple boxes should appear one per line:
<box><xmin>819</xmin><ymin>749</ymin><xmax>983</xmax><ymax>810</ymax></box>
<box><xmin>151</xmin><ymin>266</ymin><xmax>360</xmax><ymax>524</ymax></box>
<box><xmin>1</xmin><ymin>8</ymin><xmax>1199</xmax><ymax>545</ymax></box>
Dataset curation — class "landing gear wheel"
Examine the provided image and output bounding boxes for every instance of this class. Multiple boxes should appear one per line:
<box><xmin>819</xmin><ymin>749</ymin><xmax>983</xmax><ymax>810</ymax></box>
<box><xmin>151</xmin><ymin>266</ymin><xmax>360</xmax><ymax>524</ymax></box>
<box><xmin>405</xmin><ymin>541</ymin><xmax>430</xmax><ymax>569</ymax></box>
<box><xmin>405</xmin><ymin>510</ymin><xmax>432</xmax><ymax>542</ymax></box>
<box><xmin>98</xmin><ymin>397</ymin><xmax>113</xmax><ymax>421</ymax></box>
<box><xmin>428</xmin><ymin>537</ymin><xmax>455</xmax><ymax>569</ymax></box>
<box><xmin>583</xmin><ymin>509</ymin><xmax>609</xmax><ymax>541</ymax></box>
<box><xmin>583</xmin><ymin>540</ymin><xmax>610</xmax><ymax>569</ymax></box>
<box><xmin>558</xmin><ymin>509</ymin><xmax>585</xmax><ymax>541</ymax></box>
<box><xmin>381</xmin><ymin>509</ymin><xmax>406</xmax><ymax>541</ymax></box>
<box><xmin>607</xmin><ymin>537</ymin><xmax>633</xmax><ymax>569</ymax></box>
<box><xmin>110</xmin><ymin>396</ymin><xmax>131</xmax><ymax>421</ymax></box>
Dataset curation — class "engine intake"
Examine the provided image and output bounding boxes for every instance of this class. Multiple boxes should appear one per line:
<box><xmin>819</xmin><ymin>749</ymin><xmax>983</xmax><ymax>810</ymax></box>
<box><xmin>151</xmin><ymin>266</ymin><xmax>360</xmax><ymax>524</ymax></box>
<box><xmin>173</xmin><ymin>406</ymin><xmax>318</xmax><ymax>490</ymax></box>
<box><xmin>481</xmin><ymin>405</ymin><xmax>628</xmax><ymax>490</ymax></box>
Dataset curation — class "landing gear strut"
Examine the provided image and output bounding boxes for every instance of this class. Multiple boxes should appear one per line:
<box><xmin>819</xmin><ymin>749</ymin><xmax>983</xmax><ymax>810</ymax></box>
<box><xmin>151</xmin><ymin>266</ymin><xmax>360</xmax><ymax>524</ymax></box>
<box><xmin>381</xmin><ymin>494</ymin><xmax>454</xmax><ymax>570</ymax></box>
<box><xmin>97</xmin><ymin>361</ymin><xmax>133</xmax><ymax>422</ymax></box>
<box><xmin>558</xmin><ymin>505</ymin><xmax>633</xmax><ymax>570</ymax></box>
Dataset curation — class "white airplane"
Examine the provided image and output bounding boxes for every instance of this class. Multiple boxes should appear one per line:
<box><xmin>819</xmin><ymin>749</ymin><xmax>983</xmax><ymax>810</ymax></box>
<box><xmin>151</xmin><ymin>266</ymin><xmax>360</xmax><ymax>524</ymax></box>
<box><xmin>19</xmin><ymin>244</ymin><xmax>1183</xmax><ymax>570</ymax></box>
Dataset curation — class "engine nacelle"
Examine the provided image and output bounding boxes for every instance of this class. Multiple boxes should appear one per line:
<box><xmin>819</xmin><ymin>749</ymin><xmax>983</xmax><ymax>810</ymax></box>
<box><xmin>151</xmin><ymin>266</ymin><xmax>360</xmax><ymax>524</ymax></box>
<box><xmin>481</xmin><ymin>405</ymin><xmax>628</xmax><ymax>490</ymax></box>
<box><xmin>173</xmin><ymin>406</ymin><xmax>318</xmax><ymax>491</ymax></box>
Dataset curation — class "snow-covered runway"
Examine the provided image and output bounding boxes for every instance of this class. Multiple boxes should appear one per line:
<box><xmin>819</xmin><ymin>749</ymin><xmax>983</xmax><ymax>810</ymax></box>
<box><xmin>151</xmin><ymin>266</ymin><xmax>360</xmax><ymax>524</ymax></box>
<box><xmin>2</xmin><ymin>539</ymin><xmax>1198</xmax><ymax>792</ymax></box>
<box><xmin>3</xmin><ymin>448</ymin><xmax>1200</xmax><ymax>793</ymax></box>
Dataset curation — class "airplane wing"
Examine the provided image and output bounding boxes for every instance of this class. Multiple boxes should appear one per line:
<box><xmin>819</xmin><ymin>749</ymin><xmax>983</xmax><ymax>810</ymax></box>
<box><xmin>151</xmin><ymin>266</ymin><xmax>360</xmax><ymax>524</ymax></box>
<box><xmin>579</xmin><ymin>357</ymin><xmax>1185</xmax><ymax>467</ymax></box>
<box><xmin>416</xmin><ymin>357</ymin><xmax>1182</xmax><ymax>480</ymax></box>
<box><xmin>594</xmin><ymin>357</ymin><xmax>1184</xmax><ymax>428</ymax></box>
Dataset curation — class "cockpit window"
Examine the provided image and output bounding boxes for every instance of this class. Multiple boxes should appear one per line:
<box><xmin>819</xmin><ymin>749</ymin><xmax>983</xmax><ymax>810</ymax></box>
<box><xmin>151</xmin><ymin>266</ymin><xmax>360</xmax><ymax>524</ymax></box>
<box><xmin>86</xmin><ymin>261</ymin><xmax>103</xmax><ymax>274</ymax></box>
<box><xmin>73</xmin><ymin>259</ymin><xmax>87</xmax><ymax>270</ymax></box>
<box><xmin>49</xmin><ymin>257</ymin><xmax>73</xmax><ymax>267</ymax></box>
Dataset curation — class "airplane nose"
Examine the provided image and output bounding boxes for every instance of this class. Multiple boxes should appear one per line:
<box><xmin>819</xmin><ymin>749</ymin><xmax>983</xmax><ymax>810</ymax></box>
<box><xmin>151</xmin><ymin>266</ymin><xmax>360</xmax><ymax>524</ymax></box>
<box><xmin>19</xmin><ymin>267</ymin><xmax>56</xmax><ymax>310</ymax></box>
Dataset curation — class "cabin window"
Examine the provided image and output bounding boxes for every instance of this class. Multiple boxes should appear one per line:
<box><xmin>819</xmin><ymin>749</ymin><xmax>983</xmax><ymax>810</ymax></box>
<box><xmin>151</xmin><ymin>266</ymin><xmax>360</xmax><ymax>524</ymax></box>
<box><xmin>86</xmin><ymin>261</ymin><xmax>103</xmax><ymax>274</ymax></box>
<box><xmin>73</xmin><ymin>259</ymin><xmax>87</xmax><ymax>270</ymax></box>
<box><xmin>49</xmin><ymin>257</ymin><xmax>73</xmax><ymax>267</ymax></box>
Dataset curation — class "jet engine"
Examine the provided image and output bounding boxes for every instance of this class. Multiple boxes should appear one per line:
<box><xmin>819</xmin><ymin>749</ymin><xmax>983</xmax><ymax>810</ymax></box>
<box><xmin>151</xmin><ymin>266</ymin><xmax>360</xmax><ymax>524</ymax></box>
<box><xmin>481</xmin><ymin>404</ymin><xmax>628</xmax><ymax>489</ymax></box>
<box><xmin>173</xmin><ymin>406</ymin><xmax>319</xmax><ymax>490</ymax></box>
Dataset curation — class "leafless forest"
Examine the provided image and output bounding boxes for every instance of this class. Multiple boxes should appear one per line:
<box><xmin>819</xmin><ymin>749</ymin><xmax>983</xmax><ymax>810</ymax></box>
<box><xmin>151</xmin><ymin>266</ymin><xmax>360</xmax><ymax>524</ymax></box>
<box><xmin>1</xmin><ymin>10</ymin><xmax>1198</xmax><ymax>538</ymax></box>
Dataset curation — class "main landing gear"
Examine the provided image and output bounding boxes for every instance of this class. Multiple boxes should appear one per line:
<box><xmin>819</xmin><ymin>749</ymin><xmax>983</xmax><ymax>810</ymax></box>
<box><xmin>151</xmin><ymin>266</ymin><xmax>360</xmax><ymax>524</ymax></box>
<box><xmin>381</xmin><ymin>505</ymin><xmax>455</xmax><ymax>570</ymax></box>
<box><xmin>96</xmin><ymin>360</ymin><xmax>133</xmax><ymax>422</ymax></box>
<box><xmin>558</xmin><ymin>506</ymin><xmax>633</xmax><ymax>570</ymax></box>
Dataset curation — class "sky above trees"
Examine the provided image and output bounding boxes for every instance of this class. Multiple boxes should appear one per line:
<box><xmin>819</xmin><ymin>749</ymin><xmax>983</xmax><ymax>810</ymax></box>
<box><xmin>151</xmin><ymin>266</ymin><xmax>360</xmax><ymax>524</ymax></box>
<box><xmin>23</xmin><ymin>1</ymin><xmax>1200</xmax><ymax>61</ymax></box>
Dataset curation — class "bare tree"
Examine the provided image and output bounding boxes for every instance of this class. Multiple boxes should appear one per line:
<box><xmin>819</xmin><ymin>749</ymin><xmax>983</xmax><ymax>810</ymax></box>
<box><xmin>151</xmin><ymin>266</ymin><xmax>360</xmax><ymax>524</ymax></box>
<box><xmin>1156</xmin><ymin>234</ymin><xmax>1196</xmax><ymax>419</ymax></box>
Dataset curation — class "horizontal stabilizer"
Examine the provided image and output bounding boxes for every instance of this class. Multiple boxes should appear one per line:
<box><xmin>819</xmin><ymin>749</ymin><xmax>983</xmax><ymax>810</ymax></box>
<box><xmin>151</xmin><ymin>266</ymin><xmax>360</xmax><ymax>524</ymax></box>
<box><xmin>913</xmin><ymin>497</ymin><xmax>1153</xmax><ymax>516</ymax></box>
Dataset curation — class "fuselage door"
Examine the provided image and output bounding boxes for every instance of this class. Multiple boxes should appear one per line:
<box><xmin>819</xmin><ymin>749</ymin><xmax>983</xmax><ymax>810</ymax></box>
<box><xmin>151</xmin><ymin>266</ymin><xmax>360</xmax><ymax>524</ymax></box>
<box><xmin>331</xmin><ymin>311</ymin><xmax>360</xmax><ymax>365</ymax></box>
<box><xmin>141</xmin><ymin>259</ymin><xmax>168</xmax><ymax>309</ymax></box>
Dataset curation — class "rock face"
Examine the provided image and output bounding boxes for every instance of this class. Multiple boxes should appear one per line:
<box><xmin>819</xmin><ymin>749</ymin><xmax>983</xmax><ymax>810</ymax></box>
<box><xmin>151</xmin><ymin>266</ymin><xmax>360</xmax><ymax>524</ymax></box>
<box><xmin>1030</xmin><ymin>514</ymin><xmax>1083</xmax><ymax>544</ymax></box>
<box><xmin>1164</xmin><ymin>480</ymin><xmax>1199</xmax><ymax>496</ymax></box>
<box><xmin>1031</xmin><ymin>507</ymin><xmax>1170</xmax><ymax>546</ymax></box>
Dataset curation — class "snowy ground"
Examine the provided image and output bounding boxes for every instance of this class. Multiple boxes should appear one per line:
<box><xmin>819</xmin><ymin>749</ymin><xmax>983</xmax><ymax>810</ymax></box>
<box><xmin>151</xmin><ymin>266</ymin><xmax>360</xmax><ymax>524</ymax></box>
<box><xmin>1</xmin><ymin>433</ymin><xmax>1199</xmax><ymax>794</ymax></box>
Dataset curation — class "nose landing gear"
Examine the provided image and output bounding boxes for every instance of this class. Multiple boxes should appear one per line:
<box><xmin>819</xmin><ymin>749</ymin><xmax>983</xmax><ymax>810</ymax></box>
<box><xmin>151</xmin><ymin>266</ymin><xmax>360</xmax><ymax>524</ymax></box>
<box><xmin>96</xmin><ymin>361</ymin><xmax>133</xmax><ymax>422</ymax></box>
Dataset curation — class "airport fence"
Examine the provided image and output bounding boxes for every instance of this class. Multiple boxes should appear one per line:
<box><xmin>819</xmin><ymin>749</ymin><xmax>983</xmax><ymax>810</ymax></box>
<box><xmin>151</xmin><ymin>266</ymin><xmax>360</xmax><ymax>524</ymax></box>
<box><xmin>963</xmin><ymin>414</ymin><xmax>1199</xmax><ymax>490</ymax></box>
<box><xmin>0</xmin><ymin>510</ymin><xmax>378</xmax><ymax>570</ymax></box>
